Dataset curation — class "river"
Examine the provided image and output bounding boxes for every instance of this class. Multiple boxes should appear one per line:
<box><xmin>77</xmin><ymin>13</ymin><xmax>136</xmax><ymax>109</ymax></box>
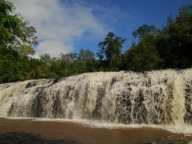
<box><xmin>0</xmin><ymin>118</ymin><xmax>192</xmax><ymax>144</ymax></box>
<box><xmin>1</xmin><ymin>69</ymin><xmax>192</xmax><ymax>143</ymax></box>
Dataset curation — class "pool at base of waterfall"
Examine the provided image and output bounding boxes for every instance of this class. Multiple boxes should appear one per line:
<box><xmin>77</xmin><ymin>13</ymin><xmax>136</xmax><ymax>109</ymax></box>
<box><xmin>0</xmin><ymin>118</ymin><xmax>192</xmax><ymax>144</ymax></box>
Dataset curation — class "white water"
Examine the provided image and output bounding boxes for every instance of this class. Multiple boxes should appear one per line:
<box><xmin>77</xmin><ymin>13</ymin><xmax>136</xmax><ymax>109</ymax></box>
<box><xmin>0</xmin><ymin>69</ymin><xmax>192</xmax><ymax>134</ymax></box>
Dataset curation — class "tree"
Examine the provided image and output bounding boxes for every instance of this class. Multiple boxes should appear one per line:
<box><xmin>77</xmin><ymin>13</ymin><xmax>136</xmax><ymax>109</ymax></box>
<box><xmin>164</xmin><ymin>4</ymin><xmax>192</xmax><ymax>68</ymax></box>
<box><xmin>78</xmin><ymin>48</ymin><xmax>95</xmax><ymax>62</ymax></box>
<box><xmin>26</xmin><ymin>58</ymin><xmax>46</xmax><ymax>79</ymax></box>
<box><xmin>0</xmin><ymin>46</ymin><xmax>27</xmax><ymax>83</ymax></box>
<box><xmin>40</xmin><ymin>53</ymin><xmax>52</xmax><ymax>66</ymax></box>
<box><xmin>97</xmin><ymin>32</ymin><xmax>126</xmax><ymax>67</ymax></box>
<box><xmin>77</xmin><ymin>49</ymin><xmax>95</xmax><ymax>72</ymax></box>
<box><xmin>16</xmin><ymin>45</ymin><xmax>35</xmax><ymax>56</ymax></box>
<box><xmin>59</xmin><ymin>53</ymin><xmax>77</xmax><ymax>75</ymax></box>
<box><xmin>0</xmin><ymin>0</ymin><xmax>38</xmax><ymax>55</ymax></box>
<box><xmin>124</xmin><ymin>35</ymin><xmax>162</xmax><ymax>71</ymax></box>
<box><xmin>0</xmin><ymin>0</ymin><xmax>17</xmax><ymax>46</ymax></box>
<box><xmin>132</xmin><ymin>24</ymin><xmax>161</xmax><ymax>40</ymax></box>
<box><xmin>0</xmin><ymin>0</ymin><xmax>38</xmax><ymax>83</ymax></box>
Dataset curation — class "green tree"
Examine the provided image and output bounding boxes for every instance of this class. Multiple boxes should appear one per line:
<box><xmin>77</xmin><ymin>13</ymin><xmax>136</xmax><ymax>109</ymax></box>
<box><xmin>48</xmin><ymin>57</ymin><xmax>61</xmax><ymax>78</ymax></box>
<box><xmin>26</xmin><ymin>58</ymin><xmax>46</xmax><ymax>79</ymax></box>
<box><xmin>0</xmin><ymin>0</ymin><xmax>38</xmax><ymax>55</ymax></box>
<box><xmin>39</xmin><ymin>54</ymin><xmax>59</xmax><ymax>78</ymax></box>
<box><xmin>77</xmin><ymin>49</ymin><xmax>95</xmax><ymax>73</ymax></box>
<box><xmin>40</xmin><ymin>53</ymin><xmax>52</xmax><ymax>66</ymax></box>
<box><xmin>132</xmin><ymin>24</ymin><xmax>161</xmax><ymax>40</ymax></box>
<box><xmin>0</xmin><ymin>0</ymin><xmax>17</xmax><ymax>46</ymax></box>
<box><xmin>78</xmin><ymin>48</ymin><xmax>95</xmax><ymax>62</ymax></box>
<box><xmin>124</xmin><ymin>35</ymin><xmax>162</xmax><ymax>71</ymax></box>
<box><xmin>59</xmin><ymin>53</ymin><xmax>77</xmax><ymax>75</ymax></box>
<box><xmin>0</xmin><ymin>46</ymin><xmax>27</xmax><ymax>83</ymax></box>
<box><xmin>164</xmin><ymin>4</ymin><xmax>192</xmax><ymax>68</ymax></box>
<box><xmin>0</xmin><ymin>0</ymin><xmax>39</xmax><ymax>83</ymax></box>
<box><xmin>97</xmin><ymin>32</ymin><xmax>126</xmax><ymax>67</ymax></box>
<box><xmin>16</xmin><ymin>45</ymin><xmax>35</xmax><ymax>56</ymax></box>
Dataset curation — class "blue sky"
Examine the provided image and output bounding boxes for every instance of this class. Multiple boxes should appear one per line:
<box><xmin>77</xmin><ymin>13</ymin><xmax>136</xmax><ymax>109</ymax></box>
<box><xmin>10</xmin><ymin>0</ymin><xmax>191</xmax><ymax>58</ymax></box>
<box><xmin>70</xmin><ymin>0</ymin><xmax>192</xmax><ymax>54</ymax></box>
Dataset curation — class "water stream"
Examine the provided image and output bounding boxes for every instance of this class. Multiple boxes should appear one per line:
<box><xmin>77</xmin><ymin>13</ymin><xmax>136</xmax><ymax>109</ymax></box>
<box><xmin>0</xmin><ymin>69</ymin><xmax>192</xmax><ymax>143</ymax></box>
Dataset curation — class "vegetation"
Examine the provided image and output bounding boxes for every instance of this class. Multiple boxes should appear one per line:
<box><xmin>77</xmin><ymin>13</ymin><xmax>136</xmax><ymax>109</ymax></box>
<box><xmin>0</xmin><ymin>0</ymin><xmax>192</xmax><ymax>83</ymax></box>
<box><xmin>97</xmin><ymin>32</ymin><xmax>126</xmax><ymax>67</ymax></box>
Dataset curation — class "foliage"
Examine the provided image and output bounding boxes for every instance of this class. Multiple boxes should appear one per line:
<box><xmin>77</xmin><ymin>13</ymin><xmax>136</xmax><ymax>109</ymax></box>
<box><xmin>1</xmin><ymin>2</ymin><xmax>192</xmax><ymax>83</ymax></box>
<box><xmin>78</xmin><ymin>49</ymin><xmax>95</xmax><ymax>62</ymax></box>
<box><xmin>97</xmin><ymin>32</ymin><xmax>126</xmax><ymax>67</ymax></box>
<box><xmin>124</xmin><ymin>36</ymin><xmax>162</xmax><ymax>71</ymax></box>
<box><xmin>77</xmin><ymin>49</ymin><xmax>96</xmax><ymax>72</ymax></box>
<box><xmin>0</xmin><ymin>0</ymin><xmax>37</xmax><ymax>56</ymax></box>
<box><xmin>163</xmin><ymin>4</ymin><xmax>192</xmax><ymax>68</ymax></box>
<box><xmin>132</xmin><ymin>24</ymin><xmax>161</xmax><ymax>40</ymax></box>
<box><xmin>26</xmin><ymin>58</ymin><xmax>47</xmax><ymax>79</ymax></box>
<box><xmin>59</xmin><ymin>53</ymin><xmax>77</xmax><ymax>75</ymax></box>
<box><xmin>0</xmin><ymin>47</ymin><xmax>27</xmax><ymax>83</ymax></box>
<box><xmin>124</xmin><ymin>4</ymin><xmax>192</xmax><ymax>71</ymax></box>
<box><xmin>0</xmin><ymin>0</ymin><xmax>18</xmax><ymax>46</ymax></box>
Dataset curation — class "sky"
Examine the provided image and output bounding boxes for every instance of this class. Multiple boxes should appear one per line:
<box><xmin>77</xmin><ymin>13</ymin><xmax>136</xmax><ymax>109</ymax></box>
<box><xmin>9</xmin><ymin>0</ymin><xmax>192</xmax><ymax>58</ymax></box>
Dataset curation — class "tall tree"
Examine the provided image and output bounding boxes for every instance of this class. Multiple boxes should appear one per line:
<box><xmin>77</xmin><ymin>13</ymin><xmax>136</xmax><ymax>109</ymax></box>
<box><xmin>0</xmin><ymin>0</ymin><xmax>38</xmax><ymax>55</ymax></box>
<box><xmin>124</xmin><ymin>36</ymin><xmax>162</xmax><ymax>71</ymax></box>
<box><xmin>78</xmin><ymin>49</ymin><xmax>95</xmax><ymax>62</ymax></box>
<box><xmin>164</xmin><ymin>4</ymin><xmax>192</xmax><ymax>68</ymax></box>
<box><xmin>0</xmin><ymin>46</ymin><xmax>27</xmax><ymax>83</ymax></box>
<box><xmin>132</xmin><ymin>24</ymin><xmax>161</xmax><ymax>40</ymax></box>
<box><xmin>26</xmin><ymin>58</ymin><xmax>46</xmax><ymax>79</ymax></box>
<box><xmin>97</xmin><ymin>32</ymin><xmax>126</xmax><ymax>67</ymax></box>
<box><xmin>59</xmin><ymin>53</ymin><xmax>77</xmax><ymax>75</ymax></box>
<box><xmin>77</xmin><ymin>49</ymin><xmax>96</xmax><ymax>73</ymax></box>
<box><xmin>40</xmin><ymin>53</ymin><xmax>52</xmax><ymax>66</ymax></box>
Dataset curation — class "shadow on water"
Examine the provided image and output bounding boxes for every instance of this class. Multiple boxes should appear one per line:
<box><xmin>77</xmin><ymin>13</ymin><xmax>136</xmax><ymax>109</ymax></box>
<box><xmin>0</xmin><ymin>132</ymin><xmax>81</xmax><ymax>144</ymax></box>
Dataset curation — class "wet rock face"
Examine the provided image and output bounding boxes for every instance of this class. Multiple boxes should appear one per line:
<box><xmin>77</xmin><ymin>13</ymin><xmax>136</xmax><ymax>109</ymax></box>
<box><xmin>184</xmin><ymin>80</ymin><xmax>192</xmax><ymax>124</ymax></box>
<box><xmin>0</xmin><ymin>69</ymin><xmax>192</xmax><ymax>125</ymax></box>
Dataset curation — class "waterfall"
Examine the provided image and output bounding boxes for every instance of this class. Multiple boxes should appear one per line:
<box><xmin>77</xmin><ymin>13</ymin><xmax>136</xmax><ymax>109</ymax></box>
<box><xmin>0</xmin><ymin>69</ymin><xmax>192</xmax><ymax>125</ymax></box>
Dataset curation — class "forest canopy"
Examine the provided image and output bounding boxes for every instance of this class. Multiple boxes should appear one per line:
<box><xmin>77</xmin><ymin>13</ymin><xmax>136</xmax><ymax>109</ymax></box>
<box><xmin>0</xmin><ymin>0</ymin><xmax>192</xmax><ymax>83</ymax></box>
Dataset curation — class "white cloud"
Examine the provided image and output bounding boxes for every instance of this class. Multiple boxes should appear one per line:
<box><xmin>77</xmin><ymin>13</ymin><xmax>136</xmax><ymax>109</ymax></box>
<box><xmin>9</xmin><ymin>0</ymin><xmax>131</xmax><ymax>58</ymax></box>
<box><xmin>8</xmin><ymin>0</ymin><xmax>105</xmax><ymax>57</ymax></box>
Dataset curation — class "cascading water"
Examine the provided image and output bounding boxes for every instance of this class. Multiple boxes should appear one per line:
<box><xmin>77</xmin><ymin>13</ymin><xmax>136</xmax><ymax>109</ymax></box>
<box><xmin>0</xmin><ymin>69</ymin><xmax>192</xmax><ymax>126</ymax></box>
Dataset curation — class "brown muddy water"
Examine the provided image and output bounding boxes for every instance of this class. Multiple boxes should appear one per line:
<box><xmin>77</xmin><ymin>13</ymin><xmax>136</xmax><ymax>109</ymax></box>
<box><xmin>0</xmin><ymin>118</ymin><xmax>192</xmax><ymax>144</ymax></box>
